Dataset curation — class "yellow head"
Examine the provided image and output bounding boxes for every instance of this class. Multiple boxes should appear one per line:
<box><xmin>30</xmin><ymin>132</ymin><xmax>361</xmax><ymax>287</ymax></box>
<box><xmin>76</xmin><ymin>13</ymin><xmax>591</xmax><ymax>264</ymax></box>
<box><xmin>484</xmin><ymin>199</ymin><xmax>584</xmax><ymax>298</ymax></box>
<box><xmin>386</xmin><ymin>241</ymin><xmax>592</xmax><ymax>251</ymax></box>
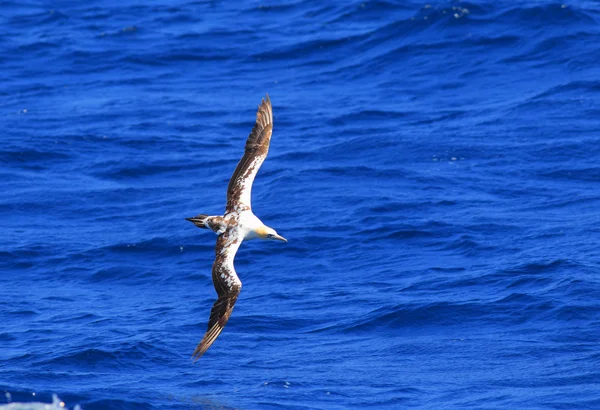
<box><xmin>255</xmin><ymin>225</ymin><xmax>287</xmax><ymax>242</ymax></box>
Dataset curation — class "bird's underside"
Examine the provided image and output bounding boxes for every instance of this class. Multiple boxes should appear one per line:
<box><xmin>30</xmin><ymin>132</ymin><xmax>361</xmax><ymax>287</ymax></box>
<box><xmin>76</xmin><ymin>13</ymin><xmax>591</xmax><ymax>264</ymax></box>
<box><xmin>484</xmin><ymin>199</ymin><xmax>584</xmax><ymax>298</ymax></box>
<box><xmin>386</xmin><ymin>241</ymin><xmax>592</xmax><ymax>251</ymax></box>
<box><xmin>189</xmin><ymin>94</ymin><xmax>277</xmax><ymax>361</ymax></box>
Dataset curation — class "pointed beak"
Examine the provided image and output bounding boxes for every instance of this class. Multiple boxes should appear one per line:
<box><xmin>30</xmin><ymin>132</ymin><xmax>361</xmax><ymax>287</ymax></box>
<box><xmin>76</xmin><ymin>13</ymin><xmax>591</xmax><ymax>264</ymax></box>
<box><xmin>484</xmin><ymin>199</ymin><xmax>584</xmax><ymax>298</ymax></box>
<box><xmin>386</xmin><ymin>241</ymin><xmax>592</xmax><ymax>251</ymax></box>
<box><xmin>273</xmin><ymin>234</ymin><xmax>288</xmax><ymax>242</ymax></box>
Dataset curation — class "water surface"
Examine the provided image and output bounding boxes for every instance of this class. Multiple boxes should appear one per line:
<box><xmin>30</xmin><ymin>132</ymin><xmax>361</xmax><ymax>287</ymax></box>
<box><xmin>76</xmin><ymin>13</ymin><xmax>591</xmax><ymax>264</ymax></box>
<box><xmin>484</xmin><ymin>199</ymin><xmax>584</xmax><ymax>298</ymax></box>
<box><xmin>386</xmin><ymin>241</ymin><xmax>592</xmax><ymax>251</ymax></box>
<box><xmin>2</xmin><ymin>1</ymin><xmax>600</xmax><ymax>408</ymax></box>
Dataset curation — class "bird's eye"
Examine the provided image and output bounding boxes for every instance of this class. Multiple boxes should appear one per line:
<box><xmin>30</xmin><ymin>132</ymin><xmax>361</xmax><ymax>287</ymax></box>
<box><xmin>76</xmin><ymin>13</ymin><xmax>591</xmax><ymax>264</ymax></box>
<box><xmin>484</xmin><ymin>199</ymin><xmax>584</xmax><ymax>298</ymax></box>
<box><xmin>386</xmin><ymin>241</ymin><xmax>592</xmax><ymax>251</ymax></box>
<box><xmin>267</xmin><ymin>234</ymin><xmax>274</xmax><ymax>238</ymax></box>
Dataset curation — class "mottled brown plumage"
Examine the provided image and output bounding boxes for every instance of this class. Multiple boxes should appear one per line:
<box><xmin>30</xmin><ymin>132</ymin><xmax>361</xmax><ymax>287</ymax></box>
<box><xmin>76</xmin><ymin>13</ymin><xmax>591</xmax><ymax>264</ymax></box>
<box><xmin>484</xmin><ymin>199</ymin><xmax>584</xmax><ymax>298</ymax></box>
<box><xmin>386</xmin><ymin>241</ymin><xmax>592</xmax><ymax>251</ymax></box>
<box><xmin>188</xmin><ymin>94</ymin><xmax>286</xmax><ymax>362</ymax></box>
<box><xmin>192</xmin><ymin>229</ymin><xmax>241</xmax><ymax>360</ymax></box>
<box><xmin>226</xmin><ymin>95</ymin><xmax>273</xmax><ymax>213</ymax></box>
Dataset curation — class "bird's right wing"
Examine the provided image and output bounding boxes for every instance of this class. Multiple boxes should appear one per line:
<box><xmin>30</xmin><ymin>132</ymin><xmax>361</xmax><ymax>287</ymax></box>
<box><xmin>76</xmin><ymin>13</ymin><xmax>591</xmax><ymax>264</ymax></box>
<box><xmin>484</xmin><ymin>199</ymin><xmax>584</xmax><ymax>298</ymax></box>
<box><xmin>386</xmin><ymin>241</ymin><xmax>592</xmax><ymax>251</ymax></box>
<box><xmin>225</xmin><ymin>95</ymin><xmax>273</xmax><ymax>213</ymax></box>
<box><xmin>193</xmin><ymin>228</ymin><xmax>242</xmax><ymax>361</ymax></box>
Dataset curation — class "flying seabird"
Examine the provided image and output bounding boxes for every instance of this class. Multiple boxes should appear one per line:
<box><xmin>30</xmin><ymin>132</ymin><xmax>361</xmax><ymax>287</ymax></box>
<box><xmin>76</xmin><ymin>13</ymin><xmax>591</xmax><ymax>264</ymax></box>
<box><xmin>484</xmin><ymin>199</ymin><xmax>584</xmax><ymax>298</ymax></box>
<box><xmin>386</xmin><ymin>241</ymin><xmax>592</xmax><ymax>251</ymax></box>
<box><xmin>186</xmin><ymin>94</ymin><xmax>287</xmax><ymax>361</ymax></box>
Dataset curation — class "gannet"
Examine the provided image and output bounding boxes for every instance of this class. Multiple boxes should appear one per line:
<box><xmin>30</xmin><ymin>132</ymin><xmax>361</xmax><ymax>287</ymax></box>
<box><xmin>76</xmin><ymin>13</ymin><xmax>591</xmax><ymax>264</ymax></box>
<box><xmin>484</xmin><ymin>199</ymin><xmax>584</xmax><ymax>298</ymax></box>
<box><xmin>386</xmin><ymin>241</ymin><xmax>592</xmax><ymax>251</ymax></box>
<box><xmin>186</xmin><ymin>94</ymin><xmax>287</xmax><ymax>361</ymax></box>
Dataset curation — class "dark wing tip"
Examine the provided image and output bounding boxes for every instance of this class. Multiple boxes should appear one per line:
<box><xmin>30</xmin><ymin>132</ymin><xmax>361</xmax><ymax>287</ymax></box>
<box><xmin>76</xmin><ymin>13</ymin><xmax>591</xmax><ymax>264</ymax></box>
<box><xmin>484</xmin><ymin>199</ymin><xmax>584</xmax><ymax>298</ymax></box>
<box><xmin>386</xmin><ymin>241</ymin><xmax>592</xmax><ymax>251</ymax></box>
<box><xmin>256</xmin><ymin>94</ymin><xmax>273</xmax><ymax>128</ymax></box>
<box><xmin>191</xmin><ymin>282</ymin><xmax>241</xmax><ymax>362</ymax></box>
<box><xmin>192</xmin><ymin>323</ymin><xmax>224</xmax><ymax>362</ymax></box>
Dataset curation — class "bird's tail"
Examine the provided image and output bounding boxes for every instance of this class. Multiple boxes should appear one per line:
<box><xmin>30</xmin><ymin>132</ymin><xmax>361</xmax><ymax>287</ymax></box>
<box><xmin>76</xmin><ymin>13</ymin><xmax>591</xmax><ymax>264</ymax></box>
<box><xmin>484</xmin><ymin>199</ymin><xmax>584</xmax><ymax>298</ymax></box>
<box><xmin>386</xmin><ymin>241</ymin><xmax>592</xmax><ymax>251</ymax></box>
<box><xmin>186</xmin><ymin>214</ymin><xmax>209</xmax><ymax>229</ymax></box>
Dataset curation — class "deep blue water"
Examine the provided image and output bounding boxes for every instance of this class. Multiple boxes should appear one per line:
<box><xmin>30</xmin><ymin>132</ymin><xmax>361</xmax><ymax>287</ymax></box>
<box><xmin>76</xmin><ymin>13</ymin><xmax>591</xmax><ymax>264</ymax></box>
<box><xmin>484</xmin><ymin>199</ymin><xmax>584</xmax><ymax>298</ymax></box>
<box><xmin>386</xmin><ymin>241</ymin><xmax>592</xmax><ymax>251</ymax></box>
<box><xmin>2</xmin><ymin>0</ymin><xmax>600</xmax><ymax>408</ymax></box>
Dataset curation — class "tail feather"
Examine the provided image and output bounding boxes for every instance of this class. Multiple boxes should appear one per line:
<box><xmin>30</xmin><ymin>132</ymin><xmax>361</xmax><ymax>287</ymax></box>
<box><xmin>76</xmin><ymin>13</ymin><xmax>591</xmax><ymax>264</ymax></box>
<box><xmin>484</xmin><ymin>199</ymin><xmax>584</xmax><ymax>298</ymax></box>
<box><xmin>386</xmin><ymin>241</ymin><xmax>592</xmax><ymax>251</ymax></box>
<box><xmin>186</xmin><ymin>214</ymin><xmax>209</xmax><ymax>229</ymax></box>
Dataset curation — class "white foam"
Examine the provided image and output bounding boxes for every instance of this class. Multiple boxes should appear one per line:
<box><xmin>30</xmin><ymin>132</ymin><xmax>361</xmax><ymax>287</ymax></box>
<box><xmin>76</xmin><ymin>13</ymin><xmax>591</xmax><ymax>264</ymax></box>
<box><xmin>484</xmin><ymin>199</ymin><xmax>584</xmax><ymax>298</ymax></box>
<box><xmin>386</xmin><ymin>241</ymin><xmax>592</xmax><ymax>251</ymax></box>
<box><xmin>0</xmin><ymin>394</ymin><xmax>81</xmax><ymax>410</ymax></box>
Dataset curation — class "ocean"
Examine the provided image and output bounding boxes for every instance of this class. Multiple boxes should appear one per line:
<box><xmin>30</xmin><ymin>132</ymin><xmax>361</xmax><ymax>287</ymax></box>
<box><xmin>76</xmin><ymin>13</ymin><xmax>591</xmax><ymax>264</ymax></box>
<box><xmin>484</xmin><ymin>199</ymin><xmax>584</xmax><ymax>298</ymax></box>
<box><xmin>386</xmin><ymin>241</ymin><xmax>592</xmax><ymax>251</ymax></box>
<box><xmin>1</xmin><ymin>0</ymin><xmax>600</xmax><ymax>408</ymax></box>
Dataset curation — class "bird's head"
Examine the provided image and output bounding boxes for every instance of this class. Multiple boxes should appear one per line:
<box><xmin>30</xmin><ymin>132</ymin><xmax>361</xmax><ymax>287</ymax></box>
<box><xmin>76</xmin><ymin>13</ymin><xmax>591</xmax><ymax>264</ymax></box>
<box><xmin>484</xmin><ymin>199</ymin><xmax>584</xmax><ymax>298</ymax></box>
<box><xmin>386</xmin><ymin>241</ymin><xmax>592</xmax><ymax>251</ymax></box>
<box><xmin>256</xmin><ymin>225</ymin><xmax>287</xmax><ymax>242</ymax></box>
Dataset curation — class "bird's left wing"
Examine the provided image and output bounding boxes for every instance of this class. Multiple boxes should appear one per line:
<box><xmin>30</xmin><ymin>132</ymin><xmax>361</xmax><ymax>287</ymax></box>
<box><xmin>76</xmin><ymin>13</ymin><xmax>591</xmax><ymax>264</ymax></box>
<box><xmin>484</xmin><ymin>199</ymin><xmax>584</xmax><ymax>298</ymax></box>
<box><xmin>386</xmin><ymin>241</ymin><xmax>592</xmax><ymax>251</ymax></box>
<box><xmin>193</xmin><ymin>228</ymin><xmax>242</xmax><ymax>361</ymax></box>
<box><xmin>226</xmin><ymin>94</ymin><xmax>273</xmax><ymax>213</ymax></box>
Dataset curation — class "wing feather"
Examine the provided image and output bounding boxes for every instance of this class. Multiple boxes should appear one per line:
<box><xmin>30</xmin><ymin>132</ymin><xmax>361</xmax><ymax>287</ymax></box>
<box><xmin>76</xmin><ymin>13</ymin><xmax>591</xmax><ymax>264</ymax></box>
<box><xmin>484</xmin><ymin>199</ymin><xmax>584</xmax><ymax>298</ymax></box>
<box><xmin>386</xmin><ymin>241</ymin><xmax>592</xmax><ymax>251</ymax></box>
<box><xmin>226</xmin><ymin>94</ymin><xmax>273</xmax><ymax>212</ymax></box>
<box><xmin>192</xmin><ymin>228</ymin><xmax>242</xmax><ymax>361</ymax></box>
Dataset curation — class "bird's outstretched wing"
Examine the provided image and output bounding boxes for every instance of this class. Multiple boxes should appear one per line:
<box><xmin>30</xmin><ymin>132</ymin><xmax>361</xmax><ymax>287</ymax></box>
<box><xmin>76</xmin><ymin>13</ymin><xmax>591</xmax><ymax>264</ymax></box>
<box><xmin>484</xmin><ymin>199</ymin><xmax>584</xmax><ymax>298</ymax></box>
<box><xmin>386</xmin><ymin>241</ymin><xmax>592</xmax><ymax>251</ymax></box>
<box><xmin>226</xmin><ymin>94</ymin><xmax>273</xmax><ymax>213</ymax></box>
<box><xmin>193</xmin><ymin>228</ymin><xmax>242</xmax><ymax>361</ymax></box>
